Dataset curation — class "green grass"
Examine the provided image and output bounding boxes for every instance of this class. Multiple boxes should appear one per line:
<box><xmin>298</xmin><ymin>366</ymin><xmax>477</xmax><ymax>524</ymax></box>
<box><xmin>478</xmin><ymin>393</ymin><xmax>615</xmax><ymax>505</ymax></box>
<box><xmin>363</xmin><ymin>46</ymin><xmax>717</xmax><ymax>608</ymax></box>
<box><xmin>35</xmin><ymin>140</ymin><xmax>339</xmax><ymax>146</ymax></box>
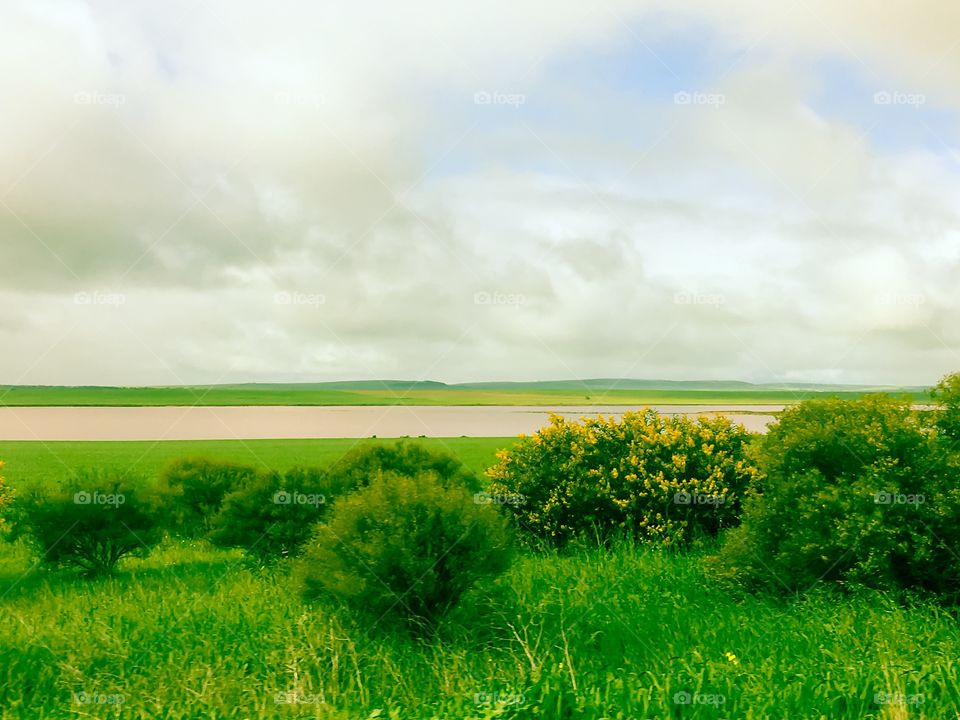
<box><xmin>0</xmin><ymin>383</ymin><xmax>929</xmax><ymax>407</ymax></box>
<box><xmin>0</xmin><ymin>539</ymin><xmax>955</xmax><ymax>719</ymax></box>
<box><xmin>0</xmin><ymin>438</ymin><xmax>511</xmax><ymax>490</ymax></box>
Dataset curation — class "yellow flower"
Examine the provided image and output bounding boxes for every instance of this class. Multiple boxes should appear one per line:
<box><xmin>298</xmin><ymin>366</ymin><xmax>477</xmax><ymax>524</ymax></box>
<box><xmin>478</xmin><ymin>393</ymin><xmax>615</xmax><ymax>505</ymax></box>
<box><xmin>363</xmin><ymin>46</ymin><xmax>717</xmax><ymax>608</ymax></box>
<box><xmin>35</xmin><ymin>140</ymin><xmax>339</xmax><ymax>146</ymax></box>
<box><xmin>723</xmin><ymin>651</ymin><xmax>739</xmax><ymax>665</ymax></box>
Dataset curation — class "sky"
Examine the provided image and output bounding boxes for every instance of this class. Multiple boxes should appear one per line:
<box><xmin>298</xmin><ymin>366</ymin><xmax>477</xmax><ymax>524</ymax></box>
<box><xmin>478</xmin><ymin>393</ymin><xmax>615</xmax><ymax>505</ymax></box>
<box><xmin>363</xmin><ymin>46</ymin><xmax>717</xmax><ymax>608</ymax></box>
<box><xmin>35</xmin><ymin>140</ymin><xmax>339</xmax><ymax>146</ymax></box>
<box><xmin>1</xmin><ymin>0</ymin><xmax>959</xmax><ymax>387</ymax></box>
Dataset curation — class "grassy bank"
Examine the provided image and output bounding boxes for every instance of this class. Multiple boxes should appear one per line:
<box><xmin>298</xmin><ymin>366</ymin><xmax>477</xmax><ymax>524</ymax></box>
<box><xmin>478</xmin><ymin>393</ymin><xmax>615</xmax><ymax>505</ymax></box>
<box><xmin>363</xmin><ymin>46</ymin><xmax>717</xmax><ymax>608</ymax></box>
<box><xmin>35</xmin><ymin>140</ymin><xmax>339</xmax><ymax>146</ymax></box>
<box><xmin>0</xmin><ymin>540</ymin><xmax>953</xmax><ymax>719</ymax></box>
<box><xmin>0</xmin><ymin>438</ymin><xmax>510</xmax><ymax>490</ymax></box>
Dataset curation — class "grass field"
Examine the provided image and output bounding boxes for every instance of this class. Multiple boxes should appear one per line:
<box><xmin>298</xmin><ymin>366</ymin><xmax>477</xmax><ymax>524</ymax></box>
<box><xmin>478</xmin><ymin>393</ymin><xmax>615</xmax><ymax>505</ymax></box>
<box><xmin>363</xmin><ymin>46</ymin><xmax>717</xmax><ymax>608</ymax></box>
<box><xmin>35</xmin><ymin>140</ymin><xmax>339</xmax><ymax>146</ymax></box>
<box><xmin>0</xmin><ymin>540</ymin><xmax>953</xmax><ymax>719</ymax></box>
<box><xmin>0</xmin><ymin>382</ymin><xmax>929</xmax><ymax>407</ymax></box>
<box><xmin>0</xmin><ymin>438</ymin><xmax>511</xmax><ymax>490</ymax></box>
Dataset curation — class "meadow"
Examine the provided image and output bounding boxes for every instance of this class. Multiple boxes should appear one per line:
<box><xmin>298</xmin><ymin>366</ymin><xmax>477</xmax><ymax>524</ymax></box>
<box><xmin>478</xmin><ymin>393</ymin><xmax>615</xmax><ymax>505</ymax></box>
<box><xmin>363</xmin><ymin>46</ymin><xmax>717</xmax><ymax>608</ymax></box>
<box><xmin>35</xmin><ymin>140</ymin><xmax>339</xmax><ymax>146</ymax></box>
<box><xmin>1</xmin><ymin>539</ymin><xmax>954</xmax><ymax>719</ymax></box>
<box><xmin>3</xmin><ymin>393</ymin><xmax>958</xmax><ymax>719</ymax></box>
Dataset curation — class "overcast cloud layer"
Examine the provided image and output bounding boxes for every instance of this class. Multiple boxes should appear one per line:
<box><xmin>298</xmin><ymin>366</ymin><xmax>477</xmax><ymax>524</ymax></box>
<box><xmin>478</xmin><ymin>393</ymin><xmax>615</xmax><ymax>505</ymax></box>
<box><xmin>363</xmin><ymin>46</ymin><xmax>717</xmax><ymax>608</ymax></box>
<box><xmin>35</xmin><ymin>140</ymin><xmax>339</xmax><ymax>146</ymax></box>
<box><xmin>2</xmin><ymin>0</ymin><xmax>959</xmax><ymax>386</ymax></box>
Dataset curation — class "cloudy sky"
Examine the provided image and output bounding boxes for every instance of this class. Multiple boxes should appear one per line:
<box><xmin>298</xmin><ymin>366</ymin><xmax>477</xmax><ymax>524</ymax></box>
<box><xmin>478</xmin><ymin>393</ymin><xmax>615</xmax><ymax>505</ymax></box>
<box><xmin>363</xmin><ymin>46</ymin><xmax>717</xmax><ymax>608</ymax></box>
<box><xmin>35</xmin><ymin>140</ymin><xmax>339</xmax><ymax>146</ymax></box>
<box><xmin>2</xmin><ymin>1</ymin><xmax>959</xmax><ymax>386</ymax></box>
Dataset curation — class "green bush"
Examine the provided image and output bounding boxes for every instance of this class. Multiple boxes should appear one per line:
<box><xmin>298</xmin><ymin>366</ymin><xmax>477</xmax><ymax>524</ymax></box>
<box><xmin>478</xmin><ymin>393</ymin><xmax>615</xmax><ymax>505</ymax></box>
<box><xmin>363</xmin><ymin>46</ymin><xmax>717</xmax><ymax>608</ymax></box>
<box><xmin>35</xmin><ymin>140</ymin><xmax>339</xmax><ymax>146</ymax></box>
<box><xmin>208</xmin><ymin>467</ymin><xmax>330</xmax><ymax>562</ymax></box>
<box><xmin>932</xmin><ymin>371</ymin><xmax>960</xmax><ymax>441</ymax></box>
<box><xmin>325</xmin><ymin>441</ymin><xmax>482</xmax><ymax>497</ymax></box>
<box><xmin>486</xmin><ymin>411</ymin><xmax>759</xmax><ymax>550</ymax></box>
<box><xmin>19</xmin><ymin>472</ymin><xmax>162</xmax><ymax>576</ymax></box>
<box><xmin>711</xmin><ymin>395</ymin><xmax>960</xmax><ymax>598</ymax></box>
<box><xmin>154</xmin><ymin>457</ymin><xmax>259</xmax><ymax>537</ymax></box>
<box><xmin>299</xmin><ymin>471</ymin><xmax>512</xmax><ymax>631</ymax></box>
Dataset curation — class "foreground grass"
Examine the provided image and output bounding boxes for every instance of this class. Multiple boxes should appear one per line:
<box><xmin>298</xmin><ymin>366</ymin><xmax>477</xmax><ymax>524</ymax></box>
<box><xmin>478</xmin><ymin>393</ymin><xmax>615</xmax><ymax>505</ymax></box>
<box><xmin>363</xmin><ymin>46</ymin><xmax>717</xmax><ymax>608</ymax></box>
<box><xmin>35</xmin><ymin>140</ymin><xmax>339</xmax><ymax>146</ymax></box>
<box><xmin>0</xmin><ymin>438</ymin><xmax>509</xmax><ymax>490</ymax></box>
<box><xmin>0</xmin><ymin>540</ymin><xmax>955</xmax><ymax>719</ymax></box>
<box><xmin>0</xmin><ymin>384</ymin><xmax>927</xmax><ymax>407</ymax></box>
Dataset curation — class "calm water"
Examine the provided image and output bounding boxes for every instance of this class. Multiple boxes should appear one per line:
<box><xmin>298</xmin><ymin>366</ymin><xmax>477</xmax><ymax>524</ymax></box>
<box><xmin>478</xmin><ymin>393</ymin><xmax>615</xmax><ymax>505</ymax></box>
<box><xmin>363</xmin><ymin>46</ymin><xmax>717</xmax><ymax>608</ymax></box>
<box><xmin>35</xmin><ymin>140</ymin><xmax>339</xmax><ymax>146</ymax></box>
<box><xmin>0</xmin><ymin>405</ymin><xmax>782</xmax><ymax>441</ymax></box>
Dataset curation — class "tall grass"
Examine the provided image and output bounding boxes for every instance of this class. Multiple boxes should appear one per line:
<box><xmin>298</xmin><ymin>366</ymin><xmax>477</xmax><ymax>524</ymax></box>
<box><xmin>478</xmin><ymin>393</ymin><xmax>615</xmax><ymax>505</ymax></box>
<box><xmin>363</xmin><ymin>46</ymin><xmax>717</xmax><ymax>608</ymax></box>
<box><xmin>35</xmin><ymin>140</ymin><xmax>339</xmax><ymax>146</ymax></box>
<box><xmin>1</xmin><ymin>538</ymin><xmax>956</xmax><ymax>718</ymax></box>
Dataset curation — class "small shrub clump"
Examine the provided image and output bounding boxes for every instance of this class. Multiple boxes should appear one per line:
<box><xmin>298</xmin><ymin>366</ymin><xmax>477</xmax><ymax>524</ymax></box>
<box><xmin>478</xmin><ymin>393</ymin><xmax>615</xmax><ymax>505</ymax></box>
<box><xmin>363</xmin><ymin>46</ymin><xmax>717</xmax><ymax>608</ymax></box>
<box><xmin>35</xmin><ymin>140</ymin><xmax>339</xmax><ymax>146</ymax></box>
<box><xmin>153</xmin><ymin>457</ymin><xmax>259</xmax><ymax>537</ymax></box>
<box><xmin>325</xmin><ymin>441</ymin><xmax>482</xmax><ymax>497</ymax></box>
<box><xmin>712</xmin><ymin>394</ymin><xmax>960</xmax><ymax>598</ymax></box>
<box><xmin>487</xmin><ymin>410</ymin><xmax>759</xmax><ymax>549</ymax></box>
<box><xmin>299</xmin><ymin>471</ymin><xmax>512</xmax><ymax>631</ymax></box>
<box><xmin>19</xmin><ymin>472</ymin><xmax>162</xmax><ymax>576</ymax></box>
<box><xmin>0</xmin><ymin>461</ymin><xmax>11</xmax><ymax>531</ymax></box>
<box><xmin>208</xmin><ymin>467</ymin><xmax>330</xmax><ymax>562</ymax></box>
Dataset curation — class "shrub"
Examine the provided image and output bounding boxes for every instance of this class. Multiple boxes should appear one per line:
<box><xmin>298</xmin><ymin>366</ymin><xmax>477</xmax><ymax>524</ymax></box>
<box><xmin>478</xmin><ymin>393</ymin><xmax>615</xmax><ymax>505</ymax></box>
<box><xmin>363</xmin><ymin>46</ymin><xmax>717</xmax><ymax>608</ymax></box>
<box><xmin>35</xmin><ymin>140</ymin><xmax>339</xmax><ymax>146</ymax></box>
<box><xmin>711</xmin><ymin>395</ymin><xmax>960</xmax><ymax>598</ymax></box>
<box><xmin>324</xmin><ymin>441</ymin><xmax>482</xmax><ymax>497</ymax></box>
<box><xmin>208</xmin><ymin>467</ymin><xmax>330</xmax><ymax>562</ymax></box>
<box><xmin>299</xmin><ymin>471</ymin><xmax>512</xmax><ymax>631</ymax></box>
<box><xmin>486</xmin><ymin>411</ymin><xmax>759</xmax><ymax>549</ymax></box>
<box><xmin>19</xmin><ymin>472</ymin><xmax>162</xmax><ymax>576</ymax></box>
<box><xmin>154</xmin><ymin>457</ymin><xmax>259</xmax><ymax>537</ymax></box>
<box><xmin>932</xmin><ymin>371</ymin><xmax>960</xmax><ymax>440</ymax></box>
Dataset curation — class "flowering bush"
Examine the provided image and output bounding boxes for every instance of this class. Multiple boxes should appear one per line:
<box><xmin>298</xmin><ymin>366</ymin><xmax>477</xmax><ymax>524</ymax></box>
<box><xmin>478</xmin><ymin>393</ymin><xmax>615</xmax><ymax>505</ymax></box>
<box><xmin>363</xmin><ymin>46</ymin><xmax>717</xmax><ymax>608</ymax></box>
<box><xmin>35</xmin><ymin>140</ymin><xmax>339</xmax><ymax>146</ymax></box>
<box><xmin>486</xmin><ymin>410</ymin><xmax>759</xmax><ymax>549</ymax></box>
